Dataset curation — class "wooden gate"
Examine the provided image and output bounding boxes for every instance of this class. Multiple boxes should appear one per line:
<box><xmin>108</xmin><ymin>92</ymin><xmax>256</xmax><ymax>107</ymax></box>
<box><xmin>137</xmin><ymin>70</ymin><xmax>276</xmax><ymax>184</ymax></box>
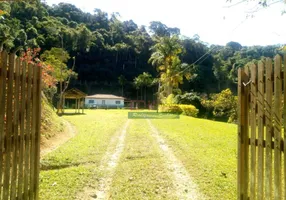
<box><xmin>238</xmin><ymin>55</ymin><xmax>286</xmax><ymax>200</ymax></box>
<box><xmin>0</xmin><ymin>51</ymin><xmax>42</xmax><ymax>200</ymax></box>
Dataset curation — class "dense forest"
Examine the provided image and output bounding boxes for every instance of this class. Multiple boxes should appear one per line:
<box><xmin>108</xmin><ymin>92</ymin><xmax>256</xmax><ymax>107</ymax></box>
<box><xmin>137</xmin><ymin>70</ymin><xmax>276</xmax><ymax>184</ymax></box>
<box><xmin>0</xmin><ymin>1</ymin><xmax>284</xmax><ymax>114</ymax></box>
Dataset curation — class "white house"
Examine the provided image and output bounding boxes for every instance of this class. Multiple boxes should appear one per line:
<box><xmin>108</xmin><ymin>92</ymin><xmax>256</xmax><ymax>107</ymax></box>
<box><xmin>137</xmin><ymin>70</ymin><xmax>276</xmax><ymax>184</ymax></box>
<box><xmin>85</xmin><ymin>94</ymin><xmax>125</xmax><ymax>108</ymax></box>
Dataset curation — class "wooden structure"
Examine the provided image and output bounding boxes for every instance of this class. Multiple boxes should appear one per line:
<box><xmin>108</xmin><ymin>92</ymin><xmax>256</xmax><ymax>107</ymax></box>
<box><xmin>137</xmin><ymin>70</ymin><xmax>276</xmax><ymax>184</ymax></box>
<box><xmin>238</xmin><ymin>55</ymin><xmax>286</xmax><ymax>200</ymax></box>
<box><xmin>125</xmin><ymin>100</ymin><xmax>146</xmax><ymax>109</ymax></box>
<box><xmin>63</xmin><ymin>88</ymin><xmax>87</xmax><ymax>113</ymax></box>
<box><xmin>0</xmin><ymin>51</ymin><xmax>42</xmax><ymax>199</ymax></box>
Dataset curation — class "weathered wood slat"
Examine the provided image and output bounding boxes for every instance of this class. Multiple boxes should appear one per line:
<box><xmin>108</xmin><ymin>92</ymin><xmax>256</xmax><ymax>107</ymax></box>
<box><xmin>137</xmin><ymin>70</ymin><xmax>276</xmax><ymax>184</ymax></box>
<box><xmin>265</xmin><ymin>58</ymin><xmax>273</xmax><ymax>199</ymax></box>
<box><xmin>29</xmin><ymin>65</ymin><xmax>37</xmax><ymax>199</ymax></box>
<box><xmin>237</xmin><ymin>68</ymin><xmax>243</xmax><ymax>199</ymax></box>
<box><xmin>10</xmin><ymin>57</ymin><xmax>21</xmax><ymax>200</ymax></box>
<box><xmin>34</xmin><ymin>66</ymin><xmax>42</xmax><ymax>199</ymax></box>
<box><xmin>0</xmin><ymin>51</ymin><xmax>8</xmax><ymax>199</ymax></box>
<box><xmin>243</xmin><ymin>65</ymin><xmax>250</xmax><ymax>199</ymax></box>
<box><xmin>257</xmin><ymin>61</ymin><xmax>265</xmax><ymax>200</ymax></box>
<box><xmin>17</xmin><ymin>61</ymin><xmax>26</xmax><ymax>199</ymax></box>
<box><xmin>24</xmin><ymin>63</ymin><xmax>33</xmax><ymax>200</ymax></box>
<box><xmin>250</xmin><ymin>63</ymin><xmax>257</xmax><ymax>199</ymax></box>
<box><xmin>284</xmin><ymin>55</ymin><xmax>286</xmax><ymax>200</ymax></box>
<box><xmin>3</xmin><ymin>54</ymin><xmax>15</xmax><ymax>199</ymax></box>
<box><xmin>0</xmin><ymin>51</ymin><xmax>41</xmax><ymax>200</ymax></box>
<box><xmin>273</xmin><ymin>55</ymin><xmax>282</xmax><ymax>200</ymax></box>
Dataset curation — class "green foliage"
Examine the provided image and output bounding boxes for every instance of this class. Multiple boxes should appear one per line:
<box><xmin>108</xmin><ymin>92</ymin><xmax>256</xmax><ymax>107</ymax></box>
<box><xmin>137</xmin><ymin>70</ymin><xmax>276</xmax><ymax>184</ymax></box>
<box><xmin>159</xmin><ymin>104</ymin><xmax>182</xmax><ymax>114</ymax></box>
<box><xmin>41</xmin><ymin>47</ymin><xmax>77</xmax><ymax>82</ymax></box>
<box><xmin>179</xmin><ymin>104</ymin><xmax>199</xmax><ymax>117</ymax></box>
<box><xmin>201</xmin><ymin>89</ymin><xmax>237</xmax><ymax>122</ymax></box>
<box><xmin>163</xmin><ymin>94</ymin><xmax>178</xmax><ymax>104</ymax></box>
<box><xmin>159</xmin><ymin>103</ymin><xmax>199</xmax><ymax>117</ymax></box>
<box><xmin>175</xmin><ymin>92</ymin><xmax>202</xmax><ymax>109</ymax></box>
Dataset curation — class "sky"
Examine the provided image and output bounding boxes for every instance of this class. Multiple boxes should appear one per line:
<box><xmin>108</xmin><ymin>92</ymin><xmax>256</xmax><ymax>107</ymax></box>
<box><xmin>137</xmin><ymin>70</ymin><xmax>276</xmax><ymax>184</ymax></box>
<box><xmin>45</xmin><ymin>0</ymin><xmax>286</xmax><ymax>46</ymax></box>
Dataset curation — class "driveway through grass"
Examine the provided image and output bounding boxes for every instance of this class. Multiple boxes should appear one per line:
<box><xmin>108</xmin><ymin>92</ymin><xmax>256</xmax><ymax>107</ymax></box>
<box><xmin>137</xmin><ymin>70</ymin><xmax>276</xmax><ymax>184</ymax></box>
<box><xmin>40</xmin><ymin>110</ymin><xmax>237</xmax><ymax>200</ymax></box>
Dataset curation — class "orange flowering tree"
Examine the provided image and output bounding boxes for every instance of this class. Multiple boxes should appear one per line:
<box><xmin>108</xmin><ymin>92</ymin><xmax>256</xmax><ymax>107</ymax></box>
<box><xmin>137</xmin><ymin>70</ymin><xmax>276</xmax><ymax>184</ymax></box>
<box><xmin>20</xmin><ymin>48</ymin><xmax>57</xmax><ymax>88</ymax></box>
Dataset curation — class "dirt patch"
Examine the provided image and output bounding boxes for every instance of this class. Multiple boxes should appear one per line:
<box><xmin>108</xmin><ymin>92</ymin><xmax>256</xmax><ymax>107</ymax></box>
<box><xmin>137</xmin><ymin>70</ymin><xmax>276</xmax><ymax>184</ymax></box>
<box><xmin>147</xmin><ymin>119</ymin><xmax>205</xmax><ymax>200</ymax></box>
<box><xmin>77</xmin><ymin>120</ymin><xmax>130</xmax><ymax>200</ymax></box>
<box><xmin>40</xmin><ymin>119</ymin><xmax>77</xmax><ymax>157</ymax></box>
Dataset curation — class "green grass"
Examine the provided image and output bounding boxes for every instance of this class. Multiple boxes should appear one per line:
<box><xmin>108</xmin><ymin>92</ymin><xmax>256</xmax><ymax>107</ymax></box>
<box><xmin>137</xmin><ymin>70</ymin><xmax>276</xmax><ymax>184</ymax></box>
<box><xmin>40</xmin><ymin>110</ymin><xmax>238</xmax><ymax>199</ymax></box>
<box><xmin>40</xmin><ymin>109</ymin><xmax>128</xmax><ymax>200</ymax></box>
<box><xmin>150</xmin><ymin>115</ymin><xmax>237</xmax><ymax>200</ymax></box>
<box><xmin>109</xmin><ymin>119</ymin><xmax>177</xmax><ymax>200</ymax></box>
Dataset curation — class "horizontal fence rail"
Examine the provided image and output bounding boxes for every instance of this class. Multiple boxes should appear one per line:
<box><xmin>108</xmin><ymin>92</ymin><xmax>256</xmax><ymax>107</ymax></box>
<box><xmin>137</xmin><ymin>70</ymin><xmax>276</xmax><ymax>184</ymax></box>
<box><xmin>238</xmin><ymin>55</ymin><xmax>286</xmax><ymax>200</ymax></box>
<box><xmin>0</xmin><ymin>51</ymin><xmax>42</xmax><ymax>200</ymax></box>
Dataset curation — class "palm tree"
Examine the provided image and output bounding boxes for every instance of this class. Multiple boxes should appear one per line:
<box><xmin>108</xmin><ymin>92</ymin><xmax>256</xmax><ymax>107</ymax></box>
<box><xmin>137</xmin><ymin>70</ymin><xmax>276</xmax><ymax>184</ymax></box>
<box><xmin>148</xmin><ymin>36</ymin><xmax>191</xmax><ymax>98</ymax></box>
<box><xmin>133</xmin><ymin>72</ymin><xmax>153</xmax><ymax>104</ymax></box>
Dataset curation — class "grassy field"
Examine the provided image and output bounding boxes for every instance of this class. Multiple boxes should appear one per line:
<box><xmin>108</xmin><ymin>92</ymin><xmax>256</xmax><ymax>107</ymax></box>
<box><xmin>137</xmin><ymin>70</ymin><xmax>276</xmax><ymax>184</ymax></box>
<box><xmin>40</xmin><ymin>109</ymin><xmax>128</xmax><ymax>200</ymax></box>
<box><xmin>109</xmin><ymin>119</ymin><xmax>177</xmax><ymax>199</ymax></box>
<box><xmin>150</xmin><ymin>115</ymin><xmax>237</xmax><ymax>199</ymax></box>
<box><xmin>40</xmin><ymin>110</ymin><xmax>237</xmax><ymax>199</ymax></box>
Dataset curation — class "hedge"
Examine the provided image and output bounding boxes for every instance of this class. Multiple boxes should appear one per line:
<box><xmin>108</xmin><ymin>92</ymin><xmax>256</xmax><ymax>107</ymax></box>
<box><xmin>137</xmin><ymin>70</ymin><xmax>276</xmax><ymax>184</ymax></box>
<box><xmin>159</xmin><ymin>104</ymin><xmax>198</xmax><ymax>117</ymax></box>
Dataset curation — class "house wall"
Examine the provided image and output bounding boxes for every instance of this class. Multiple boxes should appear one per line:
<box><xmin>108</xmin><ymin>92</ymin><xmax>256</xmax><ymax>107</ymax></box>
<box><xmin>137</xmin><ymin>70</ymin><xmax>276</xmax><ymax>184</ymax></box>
<box><xmin>85</xmin><ymin>98</ymin><xmax>124</xmax><ymax>108</ymax></box>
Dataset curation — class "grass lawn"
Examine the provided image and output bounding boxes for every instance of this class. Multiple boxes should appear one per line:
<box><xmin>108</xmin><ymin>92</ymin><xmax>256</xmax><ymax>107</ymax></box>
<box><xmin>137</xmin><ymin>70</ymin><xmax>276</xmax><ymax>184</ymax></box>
<box><xmin>40</xmin><ymin>110</ymin><xmax>237</xmax><ymax>199</ymax></box>
<box><xmin>40</xmin><ymin>109</ymin><xmax>128</xmax><ymax>200</ymax></box>
<box><xmin>150</xmin><ymin>115</ymin><xmax>237</xmax><ymax>200</ymax></box>
<box><xmin>109</xmin><ymin>119</ymin><xmax>177</xmax><ymax>199</ymax></box>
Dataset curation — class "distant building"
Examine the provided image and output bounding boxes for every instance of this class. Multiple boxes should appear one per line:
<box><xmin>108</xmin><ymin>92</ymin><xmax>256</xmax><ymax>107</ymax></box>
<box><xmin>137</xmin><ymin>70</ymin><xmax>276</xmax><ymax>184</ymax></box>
<box><xmin>85</xmin><ymin>94</ymin><xmax>125</xmax><ymax>108</ymax></box>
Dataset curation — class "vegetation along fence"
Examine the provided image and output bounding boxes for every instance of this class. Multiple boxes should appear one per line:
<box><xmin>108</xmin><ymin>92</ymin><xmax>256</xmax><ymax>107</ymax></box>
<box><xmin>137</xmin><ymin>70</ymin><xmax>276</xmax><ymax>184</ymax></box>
<box><xmin>238</xmin><ymin>54</ymin><xmax>286</xmax><ymax>200</ymax></box>
<box><xmin>0</xmin><ymin>51</ymin><xmax>42</xmax><ymax>200</ymax></box>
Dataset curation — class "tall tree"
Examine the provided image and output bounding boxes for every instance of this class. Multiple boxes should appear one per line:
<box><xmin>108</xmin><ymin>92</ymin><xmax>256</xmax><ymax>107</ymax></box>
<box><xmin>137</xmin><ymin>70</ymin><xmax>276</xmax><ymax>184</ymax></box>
<box><xmin>149</xmin><ymin>36</ymin><xmax>191</xmax><ymax>98</ymax></box>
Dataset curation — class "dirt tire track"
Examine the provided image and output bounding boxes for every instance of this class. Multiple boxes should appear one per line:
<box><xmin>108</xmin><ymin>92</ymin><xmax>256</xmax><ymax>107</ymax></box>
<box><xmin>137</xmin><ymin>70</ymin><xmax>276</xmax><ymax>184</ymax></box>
<box><xmin>147</xmin><ymin>119</ymin><xmax>205</xmax><ymax>200</ymax></box>
<box><xmin>78</xmin><ymin>119</ymin><xmax>130</xmax><ymax>200</ymax></box>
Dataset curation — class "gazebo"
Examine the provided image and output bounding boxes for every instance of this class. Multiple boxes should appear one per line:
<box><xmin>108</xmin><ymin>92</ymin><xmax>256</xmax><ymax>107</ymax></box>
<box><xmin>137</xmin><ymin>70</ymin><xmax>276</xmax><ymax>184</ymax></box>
<box><xmin>63</xmin><ymin>88</ymin><xmax>87</xmax><ymax>113</ymax></box>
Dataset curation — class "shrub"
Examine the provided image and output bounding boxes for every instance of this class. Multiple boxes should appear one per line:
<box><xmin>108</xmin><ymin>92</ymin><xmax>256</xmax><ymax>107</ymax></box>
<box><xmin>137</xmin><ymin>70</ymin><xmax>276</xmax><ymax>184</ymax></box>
<box><xmin>162</xmin><ymin>94</ymin><xmax>178</xmax><ymax>105</ymax></box>
<box><xmin>158</xmin><ymin>104</ymin><xmax>182</xmax><ymax>114</ymax></box>
<box><xmin>179</xmin><ymin>104</ymin><xmax>199</xmax><ymax>117</ymax></box>
<box><xmin>159</xmin><ymin>104</ymin><xmax>199</xmax><ymax>117</ymax></box>
<box><xmin>201</xmin><ymin>88</ymin><xmax>237</xmax><ymax>122</ymax></box>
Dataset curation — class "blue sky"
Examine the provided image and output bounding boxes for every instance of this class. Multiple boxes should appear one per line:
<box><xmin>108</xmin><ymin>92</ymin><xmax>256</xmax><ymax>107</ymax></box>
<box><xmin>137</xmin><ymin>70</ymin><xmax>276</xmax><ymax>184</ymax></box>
<box><xmin>45</xmin><ymin>0</ymin><xmax>286</xmax><ymax>46</ymax></box>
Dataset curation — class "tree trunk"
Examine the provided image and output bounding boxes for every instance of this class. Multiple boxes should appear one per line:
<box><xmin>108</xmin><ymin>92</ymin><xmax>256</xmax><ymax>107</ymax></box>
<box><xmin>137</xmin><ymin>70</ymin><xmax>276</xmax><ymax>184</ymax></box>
<box><xmin>141</xmin><ymin>87</ymin><xmax>143</xmax><ymax>100</ymax></box>
<box><xmin>116</xmin><ymin>51</ymin><xmax>118</xmax><ymax>65</ymax></box>
<box><xmin>121</xmin><ymin>85</ymin><xmax>124</xmax><ymax>96</ymax></box>
<box><xmin>144</xmin><ymin>86</ymin><xmax>147</xmax><ymax>106</ymax></box>
<box><xmin>137</xmin><ymin>89</ymin><xmax>139</xmax><ymax>100</ymax></box>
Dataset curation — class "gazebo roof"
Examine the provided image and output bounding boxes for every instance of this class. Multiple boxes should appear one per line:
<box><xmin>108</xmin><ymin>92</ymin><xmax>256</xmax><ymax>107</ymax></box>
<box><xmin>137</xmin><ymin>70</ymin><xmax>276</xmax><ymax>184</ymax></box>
<box><xmin>63</xmin><ymin>88</ymin><xmax>87</xmax><ymax>99</ymax></box>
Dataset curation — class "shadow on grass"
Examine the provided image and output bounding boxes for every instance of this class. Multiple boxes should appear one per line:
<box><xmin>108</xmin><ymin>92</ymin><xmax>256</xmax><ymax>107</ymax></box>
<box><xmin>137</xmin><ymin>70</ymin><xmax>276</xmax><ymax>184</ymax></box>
<box><xmin>58</xmin><ymin>113</ymin><xmax>87</xmax><ymax>116</ymax></box>
<box><xmin>40</xmin><ymin>161</ymin><xmax>96</xmax><ymax>171</ymax></box>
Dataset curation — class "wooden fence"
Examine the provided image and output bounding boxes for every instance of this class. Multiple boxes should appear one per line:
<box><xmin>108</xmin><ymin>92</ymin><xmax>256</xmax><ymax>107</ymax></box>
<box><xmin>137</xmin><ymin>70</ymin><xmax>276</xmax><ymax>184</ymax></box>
<box><xmin>238</xmin><ymin>55</ymin><xmax>286</xmax><ymax>200</ymax></box>
<box><xmin>0</xmin><ymin>51</ymin><xmax>42</xmax><ymax>200</ymax></box>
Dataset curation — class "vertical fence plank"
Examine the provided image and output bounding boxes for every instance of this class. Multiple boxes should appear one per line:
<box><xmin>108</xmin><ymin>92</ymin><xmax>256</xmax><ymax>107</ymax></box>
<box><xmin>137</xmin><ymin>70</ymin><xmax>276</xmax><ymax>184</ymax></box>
<box><xmin>3</xmin><ymin>54</ymin><xmax>15</xmax><ymax>199</ymax></box>
<box><xmin>284</xmin><ymin>55</ymin><xmax>286</xmax><ymax>200</ymax></box>
<box><xmin>238</xmin><ymin>68</ymin><xmax>243</xmax><ymax>199</ymax></box>
<box><xmin>0</xmin><ymin>51</ymin><xmax>8</xmax><ymax>198</ymax></box>
<box><xmin>257</xmin><ymin>61</ymin><xmax>265</xmax><ymax>199</ymax></box>
<box><xmin>265</xmin><ymin>58</ymin><xmax>273</xmax><ymax>199</ymax></box>
<box><xmin>250</xmin><ymin>63</ymin><xmax>257</xmax><ymax>199</ymax></box>
<box><xmin>10</xmin><ymin>57</ymin><xmax>21</xmax><ymax>200</ymax></box>
<box><xmin>34</xmin><ymin>66</ymin><xmax>42</xmax><ymax>199</ymax></box>
<box><xmin>17</xmin><ymin>61</ymin><xmax>26</xmax><ymax>199</ymax></box>
<box><xmin>274</xmin><ymin>55</ymin><xmax>282</xmax><ymax>200</ymax></box>
<box><xmin>243</xmin><ymin>65</ymin><xmax>250</xmax><ymax>199</ymax></box>
<box><xmin>24</xmin><ymin>63</ymin><xmax>33</xmax><ymax>200</ymax></box>
<box><xmin>29</xmin><ymin>65</ymin><xmax>37</xmax><ymax>199</ymax></box>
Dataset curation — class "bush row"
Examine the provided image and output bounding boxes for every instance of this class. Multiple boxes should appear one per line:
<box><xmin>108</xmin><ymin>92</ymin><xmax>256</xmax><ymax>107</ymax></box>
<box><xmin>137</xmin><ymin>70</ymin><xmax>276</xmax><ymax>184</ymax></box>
<box><xmin>161</xmin><ymin>88</ymin><xmax>238</xmax><ymax>123</ymax></box>
<box><xmin>159</xmin><ymin>104</ymin><xmax>199</xmax><ymax>117</ymax></box>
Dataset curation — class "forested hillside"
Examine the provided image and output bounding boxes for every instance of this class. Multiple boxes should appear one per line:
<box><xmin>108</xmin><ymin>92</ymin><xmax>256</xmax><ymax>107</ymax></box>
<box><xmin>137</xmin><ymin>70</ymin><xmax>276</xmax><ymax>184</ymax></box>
<box><xmin>0</xmin><ymin>0</ymin><xmax>283</xmax><ymax>101</ymax></box>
